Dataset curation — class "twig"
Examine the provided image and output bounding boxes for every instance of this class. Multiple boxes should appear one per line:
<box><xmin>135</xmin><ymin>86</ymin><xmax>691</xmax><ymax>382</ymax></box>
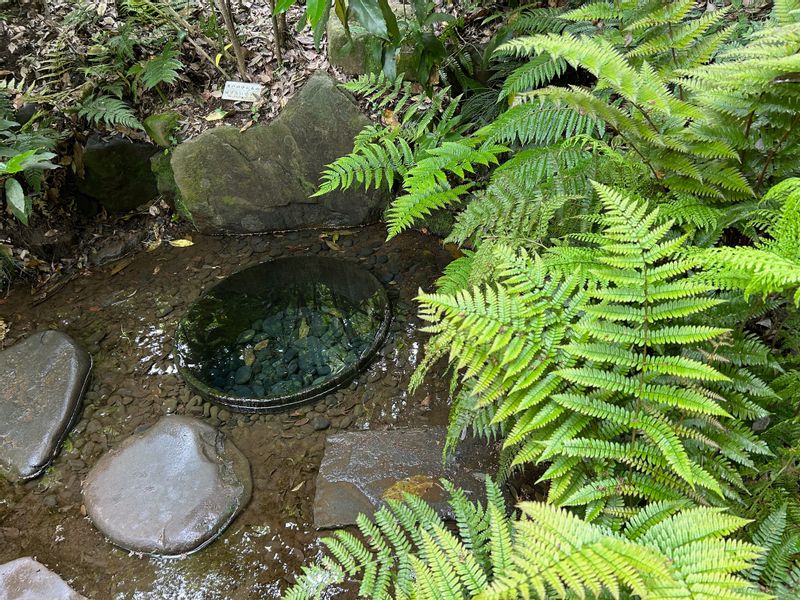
<box><xmin>213</xmin><ymin>0</ymin><xmax>248</xmax><ymax>80</ymax></box>
<box><xmin>140</xmin><ymin>0</ymin><xmax>231</xmax><ymax>79</ymax></box>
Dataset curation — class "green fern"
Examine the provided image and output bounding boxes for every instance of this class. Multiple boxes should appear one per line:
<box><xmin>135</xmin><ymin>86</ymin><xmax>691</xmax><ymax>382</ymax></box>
<box><xmin>132</xmin><ymin>46</ymin><xmax>183</xmax><ymax>91</ymax></box>
<box><xmin>285</xmin><ymin>478</ymin><xmax>767</xmax><ymax>599</ymax></box>
<box><xmin>414</xmin><ymin>185</ymin><xmax>773</xmax><ymax>513</ymax></box>
<box><xmin>76</xmin><ymin>95</ymin><xmax>143</xmax><ymax>130</ymax></box>
<box><xmin>696</xmin><ymin>179</ymin><xmax>800</xmax><ymax>304</ymax></box>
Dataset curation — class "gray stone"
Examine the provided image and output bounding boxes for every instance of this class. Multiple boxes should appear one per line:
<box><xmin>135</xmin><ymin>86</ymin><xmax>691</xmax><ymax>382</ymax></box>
<box><xmin>82</xmin><ymin>416</ymin><xmax>251</xmax><ymax>556</ymax></box>
<box><xmin>0</xmin><ymin>557</ymin><xmax>87</xmax><ymax>600</ymax></box>
<box><xmin>77</xmin><ymin>134</ymin><xmax>159</xmax><ymax>213</ymax></box>
<box><xmin>170</xmin><ymin>72</ymin><xmax>389</xmax><ymax>233</ymax></box>
<box><xmin>312</xmin><ymin>415</ymin><xmax>331</xmax><ymax>431</ymax></box>
<box><xmin>0</xmin><ymin>330</ymin><xmax>91</xmax><ymax>481</ymax></box>
<box><xmin>313</xmin><ymin>426</ymin><xmax>496</xmax><ymax>529</ymax></box>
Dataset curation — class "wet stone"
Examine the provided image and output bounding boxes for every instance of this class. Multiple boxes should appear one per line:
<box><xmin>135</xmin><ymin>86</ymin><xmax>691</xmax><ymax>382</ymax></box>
<box><xmin>314</xmin><ymin>427</ymin><xmax>497</xmax><ymax>529</ymax></box>
<box><xmin>82</xmin><ymin>416</ymin><xmax>252</xmax><ymax>556</ymax></box>
<box><xmin>0</xmin><ymin>330</ymin><xmax>92</xmax><ymax>481</ymax></box>
<box><xmin>312</xmin><ymin>416</ymin><xmax>331</xmax><ymax>431</ymax></box>
<box><xmin>0</xmin><ymin>557</ymin><xmax>87</xmax><ymax>600</ymax></box>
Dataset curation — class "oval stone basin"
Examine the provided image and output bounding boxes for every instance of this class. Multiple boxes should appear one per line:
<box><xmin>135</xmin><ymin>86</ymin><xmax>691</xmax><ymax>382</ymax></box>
<box><xmin>176</xmin><ymin>256</ymin><xmax>391</xmax><ymax>412</ymax></box>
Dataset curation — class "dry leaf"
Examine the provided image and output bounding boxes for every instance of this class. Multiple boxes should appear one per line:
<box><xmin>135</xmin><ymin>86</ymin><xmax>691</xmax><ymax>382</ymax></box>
<box><xmin>110</xmin><ymin>257</ymin><xmax>134</xmax><ymax>275</ymax></box>
<box><xmin>169</xmin><ymin>239</ymin><xmax>195</xmax><ymax>247</ymax></box>
<box><xmin>205</xmin><ymin>108</ymin><xmax>230</xmax><ymax>121</ymax></box>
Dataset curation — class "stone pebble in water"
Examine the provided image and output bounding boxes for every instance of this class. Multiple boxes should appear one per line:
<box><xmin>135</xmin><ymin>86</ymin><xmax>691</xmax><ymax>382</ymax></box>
<box><xmin>234</xmin><ymin>365</ymin><xmax>252</xmax><ymax>385</ymax></box>
<box><xmin>201</xmin><ymin>286</ymin><xmax>382</xmax><ymax>399</ymax></box>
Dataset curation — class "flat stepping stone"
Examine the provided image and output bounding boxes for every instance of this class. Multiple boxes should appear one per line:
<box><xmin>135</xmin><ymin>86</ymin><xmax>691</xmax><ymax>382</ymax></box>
<box><xmin>313</xmin><ymin>426</ymin><xmax>496</xmax><ymax>529</ymax></box>
<box><xmin>0</xmin><ymin>557</ymin><xmax>87</xmax><ymax>599</ymax></box>
<box><xmin>0</xmin><ymin>330</ymin><xmax>91</xmax><ymax>481</ymax></box>
<box><xmin>82</xmin><ymin>416</ymin><xmax>251</xmax><ymax>556</ymax></box>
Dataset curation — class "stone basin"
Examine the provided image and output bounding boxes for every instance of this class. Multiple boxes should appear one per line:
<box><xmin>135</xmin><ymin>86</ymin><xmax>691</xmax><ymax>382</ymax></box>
<box><xmin>175</xmin><ymin>256</ymin><xmax>391</xmax><ymax>412</ymax></box>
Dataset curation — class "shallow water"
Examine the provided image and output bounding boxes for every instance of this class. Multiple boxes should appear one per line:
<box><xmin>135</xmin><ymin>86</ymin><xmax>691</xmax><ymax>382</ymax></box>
<box><xmin>0</xmin><ymin>225</ymin><xmax>453</xmax><ymax>599</ymax></box>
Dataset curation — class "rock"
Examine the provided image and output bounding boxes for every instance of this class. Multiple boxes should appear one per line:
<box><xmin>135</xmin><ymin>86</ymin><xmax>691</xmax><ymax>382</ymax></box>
<box><xmin>13</xmin><ymin>103</ymin><xmax>39</xmax><ymax>127</ymax></box>
<box><xmin>82</xmin><ymin>416</ymin><xmax>251</xmax><ymax>556</ymax></box>
<box><xmin>234</xmin><ymin>365</ymin><xmax>252</xmax><ymax>385</ymax></box>
<box><xmin>0</xmin><ymin>557</ymin><xmax>87</xmax><ymax>600</ymax></box>
<box><xmin>170</xmin><ymin>72</ymin><xmax>388</xmax><ymax>233</ymax></box>
<box><xmin>150</xmin><ymin>151</ymin><xmax>184</xmax><ymax>212</ymax></box>
<box><xmin>0</xmin><ymin>331</ymin><xmax>91</xmax><ymax>481</ymax></box>
<box><xmin>77</xmin><ymin>134</ymin><xmax>159</xmax><ymax>213</ymax></box>
<box><xmin>89</xmin><ymin>230</ymin><xmax>146</xmax><ymax>266</ymax></box>
<box><xmin>313</xmin><ymin>427</ymin><xmax>496</xmax><ymax>529</ymax></box>
<box><xmin>312</xmin><ymin>415</ymin><xmax>331</xmax><ymax>431</ymax></box>
<box><xmin>327</xmin><ymin>2</ymin><xmax>415</xmax><ymax>77</ymax></box>
<box><xmin>143</xmin><ymin>111</ymin><xmax>181</xmax><ymax>148</ymax></box>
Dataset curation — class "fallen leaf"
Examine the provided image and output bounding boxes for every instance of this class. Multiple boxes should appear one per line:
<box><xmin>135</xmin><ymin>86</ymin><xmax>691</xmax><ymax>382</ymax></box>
<box><xmin>110</xmin><ymin>257</ymin><xmax>134</xmax><ymax>276</ymax></box>
<box><xmin>169</xmin><ymin>239</ymin><xmax>195</xmax><ymax>247</ymax></box>
<box><xmin>290</xmin><ymin>481</ymin><xmax>304</xmax><ymax>492</ymax></box>
<box><xmin>205</xmin><ymin>108</ymin><xmax>230</xmax><ymax>121</ymax></box>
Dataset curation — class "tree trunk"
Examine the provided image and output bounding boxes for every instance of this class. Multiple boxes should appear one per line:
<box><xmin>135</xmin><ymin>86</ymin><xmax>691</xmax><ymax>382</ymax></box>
<box><xmin>214</xmin><ymin>0</ymin><xmax>248</xmax><ymax>80</ymax></box>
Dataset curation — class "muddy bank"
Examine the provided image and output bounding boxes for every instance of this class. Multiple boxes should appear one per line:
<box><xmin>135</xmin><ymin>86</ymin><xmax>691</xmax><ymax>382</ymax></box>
<box><xmin>0</xmin><ymin>224</ymin><xmax>453</xmax><ymax>599</ymax></box>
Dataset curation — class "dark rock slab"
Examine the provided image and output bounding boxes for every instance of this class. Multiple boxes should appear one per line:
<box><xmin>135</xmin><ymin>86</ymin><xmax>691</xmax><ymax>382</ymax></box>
<box><xmin>0</xmin><ymin>330</ymin><xmax>91</xmax><ymax>481</ymax></box>
<box><xmin>170</xmin><ymin>71</ymin><xmax>389</xmax><ymax>233</ymax></box>
<box><xmin>0</xmin><ymin>557</ymin><xmax>87</xmax><ymax>600</ymax></box>
<box><xmin>77</xmin><ymin>134</ymin><xmax>159</xmax><ymax>213</ymax></box>
<box><xmin>82</xmin><ymin>416</ymin><xmax>252</xmax><ymax>556</ymax></box>
<box><xmin>314</xmin><ymin>426</ymin><xmax>496</xmax><ymax>529</ymax></box>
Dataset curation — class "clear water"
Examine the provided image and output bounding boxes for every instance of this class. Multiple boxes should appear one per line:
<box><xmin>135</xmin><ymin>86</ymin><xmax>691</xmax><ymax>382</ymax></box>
<box><xmin>176</xmin><ymin>258</ymin><xmax>388</xmax><ymax>401</ymax></box>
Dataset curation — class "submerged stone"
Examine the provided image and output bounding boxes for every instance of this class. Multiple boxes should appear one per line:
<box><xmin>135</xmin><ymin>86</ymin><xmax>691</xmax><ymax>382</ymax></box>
<box><xmin>313</xmin><ymin>427</ymin><xmax>497</xmax><ymax>529</ymax></box>
<box><xmin>0</xmin><ymin>330</ymin><xmax>91</xmax><ymax>481</ymax></box>
<box><xmin>0</xmin><ymin>557</ymin><xmax>87</xmax><ymax>600</ymax></box>
<box><xmin>82</xmin><ymin>416</ymin><xmax>252</xmax><ymax>556</ymax></box>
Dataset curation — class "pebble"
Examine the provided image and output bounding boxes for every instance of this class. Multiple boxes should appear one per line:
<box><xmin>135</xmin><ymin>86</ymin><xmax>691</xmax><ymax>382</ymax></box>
<box><xmin>163</xmin><ymin>398</ymin><xmax>178</xmax><ymax>413</ymax></box>
<box><xmin>312</xmin><ymin>416</ymin><xmax>331</xmax><ymax>431</ymax></box>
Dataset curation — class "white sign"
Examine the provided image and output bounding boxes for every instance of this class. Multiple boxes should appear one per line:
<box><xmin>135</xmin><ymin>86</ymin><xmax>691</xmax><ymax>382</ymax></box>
<box><xmin>222</xmin><ymin>81</ymin><xmax>265</xmax><ymax>102</ymax></box>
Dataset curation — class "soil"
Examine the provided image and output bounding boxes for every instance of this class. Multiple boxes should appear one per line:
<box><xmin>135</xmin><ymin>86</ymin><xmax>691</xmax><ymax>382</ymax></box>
<box><xmin>0</xmin><ymin>223</ymin><xmax>454</xmax><ymax>599</ymax></box>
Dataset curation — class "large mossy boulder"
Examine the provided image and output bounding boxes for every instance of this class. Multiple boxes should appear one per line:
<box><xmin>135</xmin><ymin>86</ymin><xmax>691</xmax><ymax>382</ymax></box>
<box><xmin>170</xmin><ymin>72</ymin><xmax>389</xmax><ymax>233</ymax></box>
<box><xmin>77</xmin><ymin>135</ymin><xmax>159</xmax><ymax>213</ymax></box>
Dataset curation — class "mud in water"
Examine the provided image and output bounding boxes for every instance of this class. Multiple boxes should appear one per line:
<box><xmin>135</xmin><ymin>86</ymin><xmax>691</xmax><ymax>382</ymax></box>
<box><xmin>0</xmin><ymin>225</ymin><xmax>454</xmax><ymax>599</ymax></box>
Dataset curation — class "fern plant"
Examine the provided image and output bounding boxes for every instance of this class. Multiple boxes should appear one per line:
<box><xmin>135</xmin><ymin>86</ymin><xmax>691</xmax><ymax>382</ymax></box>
<box><xmin>696</xmin><ymin>178</ymin><xmax>800</xmax><ymax>305</ymax></box>
<box><xmin>76</xmin><ymin>95</ymin><xmax>143</xmax><ymax>130</ymax></box>
<box><xmin>747</xmin><ymin>505</ymin><xmax>800</xmax><ymax>598</ymax></box>
<box><xmin>413</xmin><ymin>184</ymin><xmax>773</xmax><ymax>516</ymax></box>
<box><xmin>499</xmin><ymin>0</ymin><xmax>800</xmax><ymax>213</ymax></box>
<box><xmin>286</xmin><ymin>477</ymin><xmax>767</xmax><ymax>599</ymax></box>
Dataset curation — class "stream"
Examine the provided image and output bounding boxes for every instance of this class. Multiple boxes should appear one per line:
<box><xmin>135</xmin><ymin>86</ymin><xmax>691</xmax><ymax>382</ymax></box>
<box><xmin>0</xmin><ymin>224</ymin><xmax>453</xmax><ymax>599</ymax></box>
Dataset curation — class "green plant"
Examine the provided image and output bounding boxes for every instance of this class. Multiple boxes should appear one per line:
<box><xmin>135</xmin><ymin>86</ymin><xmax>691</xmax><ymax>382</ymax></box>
<box><xmin>286</xmin><ymin>477</ymin><xmax>767</xmax><ymax>599</ymax></box>
<box><xmin>76</xmin><ymin>96</ymin><xmax>143</xmax><ymax>130</ymax></box>
<box><xmin>416</xmin><ymin>185</ymin><xmax>778</xmax><ymax>517</ymax></box>
<box><xmin>0</xmin><ymin>97</ymin><xmax>59</xmax><ymax>224</ymax></box>
<box><xmin>696</xmin><ymin>178</ymin><xmax>800</xmax><ymax>304</ymax></box>
<box><xmin>315</xmin><ymin>72</ymin><xmax>489</xmax><ymax>208</ymax></box>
